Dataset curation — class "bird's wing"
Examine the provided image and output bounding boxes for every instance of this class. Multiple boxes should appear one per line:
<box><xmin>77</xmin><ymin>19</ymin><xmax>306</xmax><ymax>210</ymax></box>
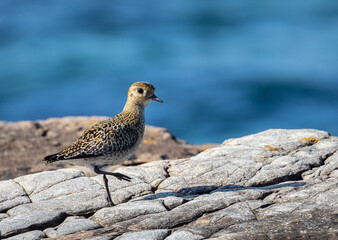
<box><xmin>44</xmin><ymin>116</ymin><xmax>139</xmax><ymax>162</ymax></box>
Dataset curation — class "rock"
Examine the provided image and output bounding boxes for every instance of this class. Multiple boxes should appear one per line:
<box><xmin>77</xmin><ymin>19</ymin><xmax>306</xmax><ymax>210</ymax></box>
<box><xmin>208</xmin><ymin>209</ymin><xmax>338</xmax><ymax>240</ymax></box>
<box><xmin>162</xmin><ymin>196</ymin><xmax>185</xmax><ymax>210</ymax></box>
<box><xmin>44</xmin><ymin>216</ymin><xmax>101</xmax><ymax>238</ymax></box>
<box><xmin>0</xmin><ymin>117</ymin><xmax>209</xmax><ymax>180</ymax></box>
<box><xmin>157</xmin><ymin>129</ymin><xmax>335</xmax><ymax>194</ymax></box>
<box><xmin>91</xmin><ymin>175</ymin><xmax>153</xmax><ymax>205</ymax></box>
<box><xmin>83</xmin><ymin>237</ymin><xmax>113</xmax><ymax>240</ymax></box>
<box><xmin>7</xmin><ymin>189</ymin><xmax>108</xmax><ymax>216</ymax></box>
<box><xmin>117</xmin><ymin>188</ymin><xmax>267</xmax><ymax>231</ymax></box>
<box><xmin>91</xmin><ymin>200</ymin><xmax>167</xmax><ymax>226</ymax></box>
<box><xmin>8</xmin><ymin>171</ymin><xmax>155</xmax><ymax>216</ymax></box>
<box><xmin>0</xmin><ymin>210</ymin><xmax>66</xmax><ymax>238</ymax></box>
<box><xmin>0</xmin><ymin>180</ymin><xmax>30</xmax><ymax>212</ymax></box>
<box><xmin>115</xmin><ymin>229</ymin><xmax>170</xmax><ymax>240</ymax></box>
<box><xmin>14</xmin><ymin>168</ymin><xmax>84</xmax><ymax>195</ymax></box>
<box><xmin>166</xmin><ymin>229</ymin><xmax>205</xmax><ymax>240</ymax></box>
<box><xmin>114</xmin><ymin>160</ymin><xmax>170</xmax><ymax>188</ymax></box>
<box><xmin>29</xmin><ymin>176</ymin><xmax>102</xmax><ymax>202</ymax></box>
<box><xmin>0</xmin><ymin>128</ymin><xmax>337</xmax><ymax>239</ymax></box>
<box><xmin>5</xmin><ymin>230</ymin><xmax>46</xmax><ymax>240</ymax></box>
<box><xmin>0</xmin><ymin>213</ymin><xmax>8</xmax><ymax>221</ymax></box>
<box><xmin>7</xmin><ymin>170</ymin><xmax>108</xmax><ymax>216</ymax></box>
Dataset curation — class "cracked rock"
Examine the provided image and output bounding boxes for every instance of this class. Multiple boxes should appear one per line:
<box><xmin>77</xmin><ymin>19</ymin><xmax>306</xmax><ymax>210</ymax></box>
<box><xmin>90</xmin><ymin>200</ymin><xmax>167</xmax><ymax>226</ymax></box>
<box><xmin>0</xmin><ymin>180</ymin><xmax>30</xmax><ymax>212</ymax></box>
<box><xmin>7</xmin><ymin>190</ymin><xmax>108</xmax><ymax>216</ymax></box>
<box><xmin>166</xmin><ymin>230</ymin><xmax>205</xmax><ymax>240</ymax></box>
<box><xmin>0</xmin><ymin>210</ymin><xmax>66</xmax><ymax>238</ymax></box>
<box><xmin>14</xmin><ymin>168</ymin><xmax>84</xmax><ymax>195</ymax></box>
<box><xmin>5</xmin><ymin>230</ymin><xmax>46</xmax><ymax>240</ymax></box>
<box><xmin>0</xmin><ymin>128</ymin><xmax>337</xmax><ymax>239</ymax></box>
<box><xmin>0</xmin><ymin>213</ymin><xmax>8</xmax><ymax>221</ymax></box>
<box><xmin>44</xmin><ymin>216</ymin><xmax>101</xmax><ymax>238</ymax></box>
<box><xmin>115</xmin><ymin>229</ymin><xmax>170</xmax><ymax>240</ymax></box>
<box><xmin>91</xmin><ymin>175</ymin><xmax>153</xmax><ymax>205</ymax></box>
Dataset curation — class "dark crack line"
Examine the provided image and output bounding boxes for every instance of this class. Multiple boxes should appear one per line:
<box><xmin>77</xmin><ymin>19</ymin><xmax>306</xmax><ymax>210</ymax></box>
<box><xmin>321</xmin><ymin>149</ymin><xmax>338</xmax><ymax>164</ymax></box>
<box><xmin>162</xmin><ymin>229</ymin><xmax>173</xmax><ymax>240</ymax></box>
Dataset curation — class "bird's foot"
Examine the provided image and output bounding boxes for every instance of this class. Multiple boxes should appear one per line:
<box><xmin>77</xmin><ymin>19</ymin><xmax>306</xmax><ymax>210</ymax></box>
<box><xmin>112</xmin><ymin>172</ymin><xmax>132</xmax><ymax>182</ymax></box>
<box><xmin>108</xmin><ymin>199</ymin><xmax>114</xmax><ymax>207</ymax></box>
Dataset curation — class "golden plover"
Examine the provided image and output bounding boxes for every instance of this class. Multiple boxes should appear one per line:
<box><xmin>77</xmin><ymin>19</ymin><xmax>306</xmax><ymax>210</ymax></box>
<box><xmin>44</xmin><ymin>82</ymin><xmax>163</xmax><ymax>206</ymax></box>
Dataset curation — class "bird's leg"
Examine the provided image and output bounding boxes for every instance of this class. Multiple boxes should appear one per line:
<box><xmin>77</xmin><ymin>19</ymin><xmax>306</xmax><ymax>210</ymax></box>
<box><xmin>94</xmin><ymin>167</ymin><xmax>114</xmax><ymax>206</ymax></box>
<box><xmin>94</xmin><ymin>167</ymin><xmax>132</xmax><ymax>182</ymax></box>
<box><xmin>102</xmin><ymin>174</ymin><xmax>114</xmax><ymax>207</ymax></box>
<box><xmin>94</xmin><ymin>166</ymin><xmax>132</xmax><ymax>206</ymax></box>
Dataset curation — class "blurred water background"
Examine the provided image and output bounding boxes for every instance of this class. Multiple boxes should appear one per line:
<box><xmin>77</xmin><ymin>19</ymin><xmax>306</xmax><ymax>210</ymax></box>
<box><xmin>0</xmin><ymin>0</ymin><xmax>337</xmax><ymax>144</ymax></box>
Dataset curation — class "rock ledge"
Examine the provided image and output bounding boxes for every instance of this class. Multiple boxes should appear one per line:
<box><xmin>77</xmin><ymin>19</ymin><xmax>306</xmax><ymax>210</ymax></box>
<box><xmin>0</xmin><ymin>129</ymin><xmax>337</xmax><ymax>239</ymax></box>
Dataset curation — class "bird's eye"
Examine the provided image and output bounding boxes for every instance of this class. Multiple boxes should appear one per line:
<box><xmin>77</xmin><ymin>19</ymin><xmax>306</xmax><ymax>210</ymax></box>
<box><xmin>137</xmin><ymin>88</ymin><xmax>144</xmax><ymax>94</ymax></box>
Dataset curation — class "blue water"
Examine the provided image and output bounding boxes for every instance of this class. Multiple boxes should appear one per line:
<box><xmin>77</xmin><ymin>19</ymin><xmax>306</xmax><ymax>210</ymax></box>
<box><xmin>0</xmin><ymin>0</ymin><xmax>338</xmax><ymax>144</ymax></box>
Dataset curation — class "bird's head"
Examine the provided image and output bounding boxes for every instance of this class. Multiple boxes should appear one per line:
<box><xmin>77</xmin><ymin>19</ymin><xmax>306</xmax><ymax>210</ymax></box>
<box><xmin>126</xmin><ymin>82</ymin><xmax>163</xmax><ymax>108</ymax></box>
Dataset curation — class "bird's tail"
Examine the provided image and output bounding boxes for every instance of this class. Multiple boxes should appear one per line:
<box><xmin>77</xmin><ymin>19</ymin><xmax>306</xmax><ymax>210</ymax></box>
<box><xmin>43</xmin><ymin>153</ymin><xmax>59</xmax><ymax>164</ymax></box>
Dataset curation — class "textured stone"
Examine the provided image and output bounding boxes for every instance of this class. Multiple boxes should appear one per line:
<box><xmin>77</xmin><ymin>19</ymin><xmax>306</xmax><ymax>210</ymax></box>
<box><xmin>114</xmin><ymin>191</ymin><xmax>249</xmax><ymax>230</ymax></box>
<box><xmin>83</xmin><ymin>237</ymin><xmax>113</xmax><ymax>240</ymax></box>
<box><xmin>209</xmin><ymin>209</ymin><xmax>338</xmax><ymax>240</ymax></box>
<box><xmin>303</xmin><ymin>149</ymin><xmax>338</xmax><ymax>180</ymax></box>
<box><xmin>0</xmin><ymin>213</ymin><xmax>8</xmax><ymax>221</ymax></box>
<box><xmin>91</xmin><ymin>200</ymin><xmax>167</xmax><ymax>226</ymax></box>
<box><xmin>198</xmin><ymin>201</ymin><xmax>256</xmax><ymax>226</ymax></box>
<box><xmin>115</xmin><ymin>229</ymin><xmax>170</xmax><ymax>240</ymax></box>
<box><xmin>7</xmin><ymin>190</ymin><xmax>108</xmax><ymax>216</ymax></box>
<box><xmin>91</xmin><ymin>175</ymin><xmax>153</xmax><ymax>205</ymax></box>
<box><xmin>5</xmin><ymin>230</ymin><xmax>45</xmax><ymax>240</ymax></box>
<box><xmin>30</xmin><ymin>176</ymin><xmax>103</xmax><ymax>202</ymax></box>
<box><xmin>166</xmin><ymin>230</ymin><xmax>205</xmax><ymax>240</ymax></box>
<box><xmin>0</xmin><ymin>180</ymin><xmax>30</xmax><ymax>212</ymax></box>
<box><xmin>1</xmin><ymin>129</ymin><xmax>337</xmax><ymax>239</ymax></box>
<box><xmin>44</xmin><ymin>216</ymin><xmax>101</xmax><ymax>238</ymax></box>
<box><xmin>0</xmin><ymin>210</ymin><xmax>65</xmax><ymax>237</ymax></box>
<box><xmin>162</xmin><ymin>196</ymin><xmax>185</xmax><ymax>210</ymax></box>
<box><xmin>115</xmin><ymin>160</ymin><xmax>170</xmax><ymax>188</ymax></box>
<box><xmin>157</xmin><ymin>129</ymin><xmax>334</xmax><ymax>194</ymax></box>
<box><xmin>14</xmin><ymin>168</ymin><xmax>84</xmax><ymax>195</ymax></box>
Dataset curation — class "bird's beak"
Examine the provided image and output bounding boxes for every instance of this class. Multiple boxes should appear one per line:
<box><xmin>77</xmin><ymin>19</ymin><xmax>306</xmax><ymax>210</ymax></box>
<box><xmin>151</xmin><ymin>94</ymin><xmax>163</xmax><ymax>103</ymax></box>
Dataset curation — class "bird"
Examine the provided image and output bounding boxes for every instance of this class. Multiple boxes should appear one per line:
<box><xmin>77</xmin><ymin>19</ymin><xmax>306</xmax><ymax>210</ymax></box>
<box><xmin>43</xmin><ymin>82</ymin><xmax>163</xmax><ymax>206</ymax></box>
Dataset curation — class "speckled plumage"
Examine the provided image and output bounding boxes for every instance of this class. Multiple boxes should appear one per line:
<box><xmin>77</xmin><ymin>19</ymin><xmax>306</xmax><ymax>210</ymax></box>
<box><xmin>44</xmin><ymin>82</ymin><xmax>163</xmax><ymax>206</ymax></box>
<box><xmin>44</xmin><ymin>110</ymin><xmax>145</xmax><ymax>167</ymax></box>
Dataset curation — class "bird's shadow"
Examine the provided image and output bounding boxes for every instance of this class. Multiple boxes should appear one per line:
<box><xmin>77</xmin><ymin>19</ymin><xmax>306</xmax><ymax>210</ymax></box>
<box><xmin>136</xmin><ymin>181</ymin><xmax>306</xmax><ymax>202</ymax></box>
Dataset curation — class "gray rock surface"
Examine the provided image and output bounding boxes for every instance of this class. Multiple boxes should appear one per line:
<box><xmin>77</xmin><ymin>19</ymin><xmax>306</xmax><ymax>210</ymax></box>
<box><xmin>5</xmin><ymin>230</ymin><xmax>46</xmax><ymax>240</ymax></box>
<box><xmin>91</xmin><ymin>200</ymin><xmax>167</xmax><ymax>226</ymax></box>
<box><xmin>0</xmin><ymin>213</ymin><xmax>8</xmax><ymax>221</ymax></box>
<box><xmin>14</xmin><ymin>168</ymin><xmax>84</xmax><ymax>195</ymax></box>
<box><xmin>0</xmin><ymin>210</ymin><xmax>65</xmax><ymax>237</ymax></box>
<box><xmin>166</xmin><ymin>229</ymin><xmax>204</xmax><ymax>240</ymax></box>
<box><xmin>0</xmin><ymin>180</ymin><xmax>30</xmax><ymax>212</ymax></box>
<box><xmin>0</xmin><ymin>129</ymin><xmax>337</xmax><ymax>239</ymax></box>
<box><xmin>44</xmin><ymin>216</ymin><xmax>101</xmax><ymax>238</ymax></box>
<box><xmin>115</xmin><ymin>229</ymin><xmax>170</xmax><ymax>240</ymax></box>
